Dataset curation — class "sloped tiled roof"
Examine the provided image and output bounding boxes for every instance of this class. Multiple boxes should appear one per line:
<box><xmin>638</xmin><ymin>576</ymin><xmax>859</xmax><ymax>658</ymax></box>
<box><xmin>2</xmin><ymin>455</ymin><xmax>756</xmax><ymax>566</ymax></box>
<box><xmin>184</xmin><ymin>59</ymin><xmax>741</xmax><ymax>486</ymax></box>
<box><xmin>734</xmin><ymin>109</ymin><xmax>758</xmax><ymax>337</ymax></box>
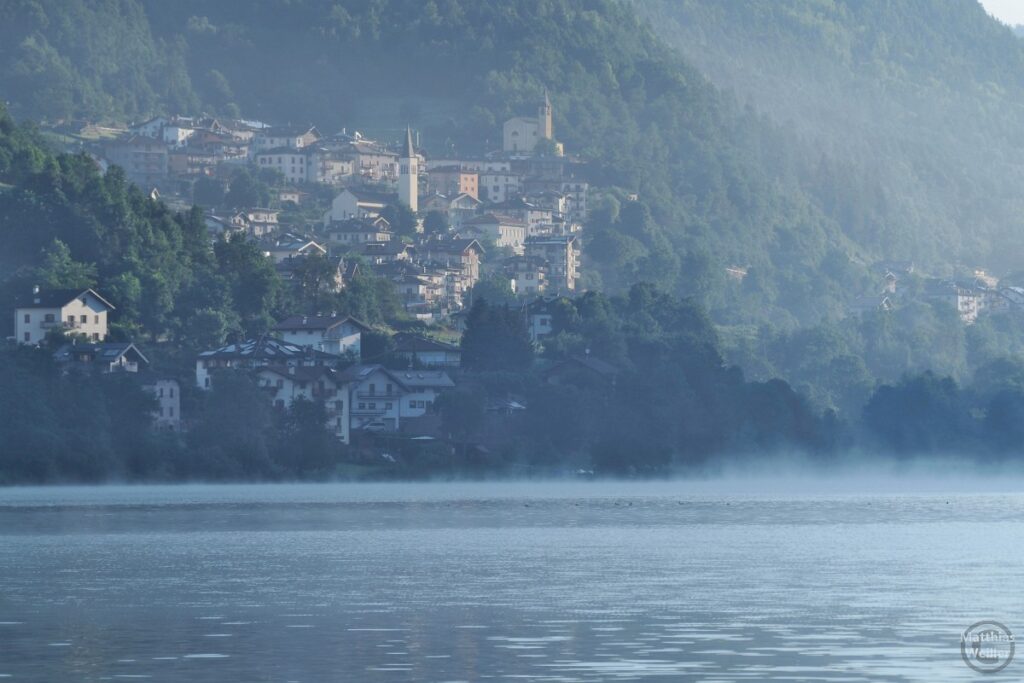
<box><xmin>198</xmin><ymin>336</ymin><xmax>336</xmax><ymax>360</ymax></box>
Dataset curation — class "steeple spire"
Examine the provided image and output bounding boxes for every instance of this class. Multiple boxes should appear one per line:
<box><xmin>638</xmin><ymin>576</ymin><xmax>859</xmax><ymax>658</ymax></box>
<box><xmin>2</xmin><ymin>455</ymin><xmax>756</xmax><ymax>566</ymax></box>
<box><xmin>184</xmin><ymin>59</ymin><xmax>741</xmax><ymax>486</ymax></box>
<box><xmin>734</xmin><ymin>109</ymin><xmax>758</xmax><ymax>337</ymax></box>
<box><xmin>402</xmin><ymin>126</ymin><xmax>415</xmax><ymax>159</ymax></box>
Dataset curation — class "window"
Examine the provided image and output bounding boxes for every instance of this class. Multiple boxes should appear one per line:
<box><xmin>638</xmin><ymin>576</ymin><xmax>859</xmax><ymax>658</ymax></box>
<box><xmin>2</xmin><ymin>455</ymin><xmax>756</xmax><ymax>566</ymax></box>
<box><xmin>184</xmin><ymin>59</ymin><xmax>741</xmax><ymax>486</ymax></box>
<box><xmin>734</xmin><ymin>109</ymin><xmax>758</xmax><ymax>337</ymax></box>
<box><xmin>23</xmin><ymin>313</ymin><xmax>30</xmax><ymax>324</ymax></box>
<box><xmin>385</xmin><ymin>402</ymin><xmax>393</xmax><ymax>410</ymax></box>
<box><xmin>169</xmin><ymin>407</ymin><xmax>174</xmax><ymax>417</ymax></box>
<box><xmin>159</xmin><ymin>407</ymin><xmax>164</xmax><ymax>417</ymax></box>
<box><xmin>205</xmin><ymin>377</ymin><xmax>211</xmax><ymax>388</ymax></box>
<box><xmin>45</xmin><ymin>313</ymin><xmax>54</xmax><ymax>323</ymax></box>
<box><xmin>359</xmin><ymin>403</ymin><xmax>366</xmax><ymax>410</ymax></box>
<box><xmin>23</xmin><ymin>332</ymin><xmax>30</xmax><ymax>342</ymax></box>
<box><xmin>408</xmin><ymin>400</ymin><xmax>416</xmax><ymax>409</ymax></box>
<box><xmin>169</xmin><ymin>388</ymin><xmax>174</xmax><ymax>398</ymax></box>
<box><xmin>92</xmin><ymin>333</ymin><xmax>99</xmax><ymax>340</ymax></box>
<box><xmin>159</xmin><ymin>388</ymin><xmax>164</xmax><ymax>398</ymax></box>
<box><xmin>80</xmin><ymin>314</ymin><xmax>87</xmax><ymax>324</ymax></box>
<box><xmin>276</xmin><ymin>379</ymin><xmax>283</xmax><ymax>389</ymax></box>
<box><xmin>368</xmin><ymin>383</ymin><xmax>376</xmax><ymax>395</ymax></box>
<box><xmin>94</xmin><ymin>315</ymin><xmax>99</xmax><ymax>324</ymax></box>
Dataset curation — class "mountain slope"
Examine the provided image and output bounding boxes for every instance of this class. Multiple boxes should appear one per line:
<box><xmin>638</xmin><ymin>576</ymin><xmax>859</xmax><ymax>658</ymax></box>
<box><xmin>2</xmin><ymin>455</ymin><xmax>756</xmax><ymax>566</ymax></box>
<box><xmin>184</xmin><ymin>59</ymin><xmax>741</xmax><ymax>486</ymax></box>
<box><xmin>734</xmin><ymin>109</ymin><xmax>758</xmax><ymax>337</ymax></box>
<box><xmin>638</xmin><ymin>0</ymin><xmax>1024</xmax><ymax>273</ymax></box>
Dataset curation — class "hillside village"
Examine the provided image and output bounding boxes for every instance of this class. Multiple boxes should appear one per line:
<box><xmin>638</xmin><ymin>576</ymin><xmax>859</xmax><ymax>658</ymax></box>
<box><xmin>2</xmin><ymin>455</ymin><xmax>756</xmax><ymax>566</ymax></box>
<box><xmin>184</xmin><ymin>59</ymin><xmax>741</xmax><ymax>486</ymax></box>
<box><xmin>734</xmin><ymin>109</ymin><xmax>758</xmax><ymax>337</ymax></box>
<box><xmin>14</xmin><ymin>96</ymin><xmax>594</xmax><ymax>462</ymax></box>
<box><xmin>19</xmin><ymin>92</ymin><xmax>1024</xmax><ymax>469</ymax></box>
<box><xmin>86</xmin><ymin>91</ymin><xmax>583</xmax><ymax>319</ymax></box>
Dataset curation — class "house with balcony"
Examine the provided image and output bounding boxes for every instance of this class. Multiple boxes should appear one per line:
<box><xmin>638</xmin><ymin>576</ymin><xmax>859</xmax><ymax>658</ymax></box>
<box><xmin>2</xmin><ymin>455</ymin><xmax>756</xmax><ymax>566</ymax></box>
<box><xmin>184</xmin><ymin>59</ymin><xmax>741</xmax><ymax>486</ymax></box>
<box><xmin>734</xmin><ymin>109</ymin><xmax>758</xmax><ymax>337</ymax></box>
<box><xmin>53</xmin><ymin>341</ymin><xmax>148</xmax><ymax>373</ymax></box>
<box><xmin>256</xmin><ymin>365</ymin><xmax>349</xmax><ymax>442</ymax></box>
<box><xmin>526</xmin><ymin>234</ymin><xmax>580</xmax><ymax>292</ymax></box>
<box><xmin>419</xmin><ymin>239</ymin><xmax>484</xmax><ymax>288</ymax></box>
<box><xmin>323</xmin><ymin>216</ymin><xmax>392</xmax><ymax>249</ymax></box>
<box><xmin>15</xmin><ymin>287</ymin><xmax>115</xmax><ymax>345</ymax></box>
<box><xmin>338</xmin><ymin>364</ymin><xmax>455</xmax><ymax>435</ymax></box>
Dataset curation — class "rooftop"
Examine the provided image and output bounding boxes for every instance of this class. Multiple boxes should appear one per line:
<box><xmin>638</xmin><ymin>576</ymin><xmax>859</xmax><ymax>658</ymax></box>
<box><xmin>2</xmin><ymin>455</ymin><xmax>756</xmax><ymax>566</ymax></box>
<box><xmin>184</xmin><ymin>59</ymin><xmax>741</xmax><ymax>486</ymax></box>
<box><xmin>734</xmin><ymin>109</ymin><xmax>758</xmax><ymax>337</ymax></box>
<box><xmin>273</xmin><ymin>315</ymin><xmax>371</xmax><ymax>332</ymax></box>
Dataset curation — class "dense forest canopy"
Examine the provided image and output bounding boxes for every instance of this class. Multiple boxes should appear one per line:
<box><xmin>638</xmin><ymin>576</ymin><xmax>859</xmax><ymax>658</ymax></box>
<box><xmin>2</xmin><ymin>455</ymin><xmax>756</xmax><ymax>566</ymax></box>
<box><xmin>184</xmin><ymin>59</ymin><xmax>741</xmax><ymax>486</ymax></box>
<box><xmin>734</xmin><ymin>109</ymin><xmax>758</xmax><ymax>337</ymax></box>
<box><xmin>639</xmin><ymin>0</ymin><xmax>1024</xmax><ymax>272</ymax></box>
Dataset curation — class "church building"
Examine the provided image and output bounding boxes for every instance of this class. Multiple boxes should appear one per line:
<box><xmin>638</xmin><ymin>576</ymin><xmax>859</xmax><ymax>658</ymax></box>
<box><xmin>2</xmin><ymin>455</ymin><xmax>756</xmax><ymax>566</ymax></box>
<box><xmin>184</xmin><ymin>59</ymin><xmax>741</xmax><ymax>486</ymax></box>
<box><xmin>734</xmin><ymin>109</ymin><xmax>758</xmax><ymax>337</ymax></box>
<box><xmin>503</xmin><ymin>90</ymin><xmax>558</xmax><ymax>155</ymax></box>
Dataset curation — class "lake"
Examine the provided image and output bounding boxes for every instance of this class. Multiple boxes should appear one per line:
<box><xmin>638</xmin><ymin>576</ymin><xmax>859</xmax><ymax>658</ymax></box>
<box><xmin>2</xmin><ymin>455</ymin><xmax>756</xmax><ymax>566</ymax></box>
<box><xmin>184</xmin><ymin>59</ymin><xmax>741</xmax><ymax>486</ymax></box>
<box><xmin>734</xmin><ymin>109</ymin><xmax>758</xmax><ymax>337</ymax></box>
<box><xmin>1</xmin><ymin>479</ymin><xmax>1022</xmax><ymax>681</ymax></box>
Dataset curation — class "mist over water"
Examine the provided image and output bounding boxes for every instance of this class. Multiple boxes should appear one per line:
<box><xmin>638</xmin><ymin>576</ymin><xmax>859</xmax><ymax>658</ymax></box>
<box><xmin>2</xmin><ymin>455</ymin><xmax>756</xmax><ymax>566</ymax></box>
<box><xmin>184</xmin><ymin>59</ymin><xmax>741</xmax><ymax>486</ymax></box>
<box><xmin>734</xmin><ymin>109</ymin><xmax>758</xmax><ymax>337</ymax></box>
<box><xmin>2</xmin><ymin>475</ymin><xmax>1023</xmax><ymax>681</ymax></box>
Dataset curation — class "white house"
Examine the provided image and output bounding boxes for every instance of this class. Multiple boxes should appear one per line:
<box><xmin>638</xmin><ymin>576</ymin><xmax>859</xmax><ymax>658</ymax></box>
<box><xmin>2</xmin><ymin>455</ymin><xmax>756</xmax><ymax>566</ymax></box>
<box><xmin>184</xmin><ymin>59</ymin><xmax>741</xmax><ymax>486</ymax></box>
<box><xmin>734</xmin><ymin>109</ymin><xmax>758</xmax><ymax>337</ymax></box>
<box><xmin>462</xmin><ymin>214</ymin><xmax>527</xmax><ymax>254</ymax></box>
<box><xmin>338</xmin><ymin>365</ymin><xmax>454</xmax><ymax>433</ymax></box>
<box><xmin>271</xmin><ymin>315</ymin><xmax>369</xmax><ymax>356</ymax></box>
<box><xmin>256</xmin><ymin>365</ymin><xmax>349</xmax><ymax>442</ymax></box>
<box><xmin>129</xmin><ymin>116</ymin><xmax>168</xmax><ymax>138</ymax></box>
<box><xmin>262</xmin><ymin>237</ymin><xmax>327</xmax><ymax>263</ymax></box>
<box><xmin>252</xmin><ymin>125</ymin><xmax>321</xmax><ymax>154</ymax></box>
<box><xmin>479</xmin><ymin>171</ymin><xmax>522</xmax><ymax>204</ymax></box>
<box><xmin>255</xmin><ymin>147</ymin><xmax>312</xmax><ymax>183</ymax></box>
<box><xmin>323</xmin><ymin>217</ymin><xmax>392</xmax><ymax>247</ymax></box>
<box><xmin>144</xmin><ymin>378</ymin><xmax>182</xmax><ymax>431</ymax></box>
<box><xmin>15</xmin><ymin>287</ymin><xmax>114</xmax><ymax>345</ymax></box>
<box><xmin>527</xmin><ymin>297</ymin><xmax>559</xmax><ymax>343</ymax></box>
<box><xmin>322</xmin><ymin>188</ymin><xmax>399</xmax><ymax>224</ymax></box>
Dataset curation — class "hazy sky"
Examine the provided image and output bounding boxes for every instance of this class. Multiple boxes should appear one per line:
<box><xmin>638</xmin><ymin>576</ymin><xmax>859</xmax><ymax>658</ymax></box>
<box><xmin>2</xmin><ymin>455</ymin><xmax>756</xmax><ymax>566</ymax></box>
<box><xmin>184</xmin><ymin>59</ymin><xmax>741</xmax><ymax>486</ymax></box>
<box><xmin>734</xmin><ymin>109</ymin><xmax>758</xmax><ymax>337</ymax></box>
<box><xmin>979</xmin><ymin>0</ymin><xmax>1024</xmax><ymax>26</ymax></box>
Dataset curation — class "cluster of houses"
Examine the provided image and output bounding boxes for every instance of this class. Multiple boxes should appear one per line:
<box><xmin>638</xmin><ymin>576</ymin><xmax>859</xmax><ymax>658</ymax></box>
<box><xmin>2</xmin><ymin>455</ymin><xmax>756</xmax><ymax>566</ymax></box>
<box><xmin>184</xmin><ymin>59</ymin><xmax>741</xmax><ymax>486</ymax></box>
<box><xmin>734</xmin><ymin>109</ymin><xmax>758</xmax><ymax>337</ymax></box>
<box><xmin>94</xmin><ymin>93</ymin><xmax>586</xmax><ymax>319</ymax></box>
<box><xmin>853</xmin><ymin>263</ymin><xmax>1024</xmax><ymax>325</ymax></box>
<box><xmin>10</xmin><ymin>282</ymin><xmax>600</xmax><ymax>449</ymax></box>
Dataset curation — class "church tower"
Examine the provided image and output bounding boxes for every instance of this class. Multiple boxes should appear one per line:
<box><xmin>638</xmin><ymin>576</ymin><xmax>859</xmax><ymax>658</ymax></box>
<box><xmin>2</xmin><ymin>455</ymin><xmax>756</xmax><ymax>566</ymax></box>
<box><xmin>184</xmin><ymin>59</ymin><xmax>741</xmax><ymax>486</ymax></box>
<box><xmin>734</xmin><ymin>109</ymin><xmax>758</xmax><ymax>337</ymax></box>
<box><xmin>539</xmin><ymin>89</ymin><xmax>553</xmax><ymax>140</ymax></box>
<box><xmin>398</xmin><ymin>126</ymin><xmax>418</xmax><ymax>213</ymax></box>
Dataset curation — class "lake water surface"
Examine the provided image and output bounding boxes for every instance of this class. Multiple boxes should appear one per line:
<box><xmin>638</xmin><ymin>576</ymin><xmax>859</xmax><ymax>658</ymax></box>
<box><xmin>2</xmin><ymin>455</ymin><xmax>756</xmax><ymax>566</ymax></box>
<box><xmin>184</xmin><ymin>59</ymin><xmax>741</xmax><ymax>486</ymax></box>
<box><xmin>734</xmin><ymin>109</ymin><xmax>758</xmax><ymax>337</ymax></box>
<box><xmin>1</xmin><ymin>480</ymin><xmax>1022</xmax><ymax>682</ymax></box>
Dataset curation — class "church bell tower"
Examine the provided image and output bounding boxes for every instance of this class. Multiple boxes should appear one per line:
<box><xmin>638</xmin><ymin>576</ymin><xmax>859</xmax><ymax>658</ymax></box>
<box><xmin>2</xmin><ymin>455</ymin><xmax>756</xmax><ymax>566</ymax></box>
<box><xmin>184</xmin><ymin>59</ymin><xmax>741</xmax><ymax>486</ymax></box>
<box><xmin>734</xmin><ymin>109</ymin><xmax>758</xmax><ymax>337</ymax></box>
<box><xmin>399</xmin><ymin>126</ymin><xmax>418</xmax><ymax>213</ymax></box>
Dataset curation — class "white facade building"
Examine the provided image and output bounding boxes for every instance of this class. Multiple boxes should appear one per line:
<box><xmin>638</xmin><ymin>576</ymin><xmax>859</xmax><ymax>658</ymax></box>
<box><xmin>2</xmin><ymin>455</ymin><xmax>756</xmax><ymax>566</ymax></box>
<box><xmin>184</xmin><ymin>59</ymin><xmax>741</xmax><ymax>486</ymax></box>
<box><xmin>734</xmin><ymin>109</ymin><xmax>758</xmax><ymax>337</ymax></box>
<box><xmin>271</xmin><ymin>315</ymin><xmax>369</xmax><ymax>356</ymax></box>
<box><xmin>15</xmin><ymin>288</ymin><xmax>114</xmax><ymax>345</ymax></box>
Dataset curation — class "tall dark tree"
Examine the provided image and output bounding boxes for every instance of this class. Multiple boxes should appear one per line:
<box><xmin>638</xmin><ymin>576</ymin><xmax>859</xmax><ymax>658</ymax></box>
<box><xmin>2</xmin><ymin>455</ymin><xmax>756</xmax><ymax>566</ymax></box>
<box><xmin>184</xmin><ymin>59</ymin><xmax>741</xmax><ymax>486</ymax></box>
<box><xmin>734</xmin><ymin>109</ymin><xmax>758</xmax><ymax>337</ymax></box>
<box><xmin>461</xmin><ymin>299</ymin><xmax>533</xmax><ymax>372</ymax></box>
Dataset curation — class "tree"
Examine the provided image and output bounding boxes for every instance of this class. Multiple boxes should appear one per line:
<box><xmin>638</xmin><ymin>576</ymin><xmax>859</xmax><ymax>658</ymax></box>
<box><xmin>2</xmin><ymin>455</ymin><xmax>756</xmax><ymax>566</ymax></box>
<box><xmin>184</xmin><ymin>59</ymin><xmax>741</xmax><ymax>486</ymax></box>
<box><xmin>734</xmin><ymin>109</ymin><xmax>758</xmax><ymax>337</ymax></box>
<box><xmin>861</xmin><ymin>373</ymin><xmax>972</xmax><ymax>454</ymax></box>
<box><xmin>436</xmin><ymin>386</ymin><xmax>487</xmax><ymax>442</ymax></box>
<box><xmin>423</xmin><ymin>210</ymin><xmax>450</xmax><ymax>235</ymax></box>
<box><xmin>380</xmin><ymin>203</ymin><xmax>417</xmax><ymax>237</ymax></box>
<box><xmin>467</xmin><ymin>274</ymin><xmax>515</xmax><ymax>308</ymax></box>
<box><xmin>186</xmin><ymin>372</ymin><xmax>276</xmax><ymax>479</ymax></box>
<box><xmin>224</xmin><ymin>168</ymin><xmax>270</xmax><ymax>209</ymax></box>
<box><xmin>213</xmin><ymin>232</ymin><xmax>281</xmax><ymax>334</ymax></box>
<box><xmin>290</xmin><ymin>254</ymin><xmax>337</xmax><ymax>313</ymax></box>
<box><xmin>193</xmin><ymin>176</ymin><xmax>226</xmax><ymax>208</ymax></box>
<box><xmin>36</xmin><ymin>239</ymin><xmax>96</xmax><ymax>289</ymax></box>
<box><xmin>273</xmin><ymin>397</ymin><xmax>339</xmax><ymax>477</ymax></box>
<box><xmin>461</xmin><ymin>299</ymin><xmax>534</xmax><ymax>372</ymax></box>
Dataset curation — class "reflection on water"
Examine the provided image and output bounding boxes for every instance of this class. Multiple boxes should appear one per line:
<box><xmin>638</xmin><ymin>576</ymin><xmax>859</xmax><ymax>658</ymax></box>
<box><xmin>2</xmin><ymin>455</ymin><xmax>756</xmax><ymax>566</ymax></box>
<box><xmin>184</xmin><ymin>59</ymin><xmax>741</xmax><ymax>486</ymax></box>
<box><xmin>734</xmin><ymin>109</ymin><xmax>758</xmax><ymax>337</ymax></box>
<box><xmin>0</xmin><ymin>482</ymin><xmax>1022</xmax><ymax>681</ymax></box>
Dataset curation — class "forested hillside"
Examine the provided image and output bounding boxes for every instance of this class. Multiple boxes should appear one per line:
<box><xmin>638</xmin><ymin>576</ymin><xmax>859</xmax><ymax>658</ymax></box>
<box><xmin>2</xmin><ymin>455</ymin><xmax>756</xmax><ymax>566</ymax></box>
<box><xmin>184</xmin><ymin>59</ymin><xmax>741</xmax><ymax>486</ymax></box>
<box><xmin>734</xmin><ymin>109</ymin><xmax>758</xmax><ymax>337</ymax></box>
<box><xmin>639</xmin><ymin>0</ymin><xmax>1024</xmax><ymax>274</ymax></box>
<box><xmin>1</xmin><ymin>0</ymin><xmax>883</xmax><ymax>328</ymax></box>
